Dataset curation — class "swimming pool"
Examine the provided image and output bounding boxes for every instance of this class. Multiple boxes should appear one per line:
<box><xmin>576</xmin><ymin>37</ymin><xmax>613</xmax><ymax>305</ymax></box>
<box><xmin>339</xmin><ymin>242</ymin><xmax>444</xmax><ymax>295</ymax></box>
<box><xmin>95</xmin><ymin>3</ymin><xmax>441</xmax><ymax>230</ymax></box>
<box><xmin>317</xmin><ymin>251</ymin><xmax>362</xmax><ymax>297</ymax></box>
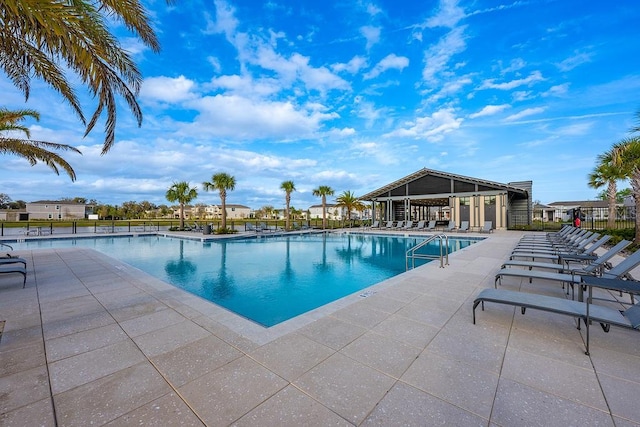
<box><xmin>12</xmin><ymin>233</ymin><xmax>481</xmax><ymax>326</ymax></box>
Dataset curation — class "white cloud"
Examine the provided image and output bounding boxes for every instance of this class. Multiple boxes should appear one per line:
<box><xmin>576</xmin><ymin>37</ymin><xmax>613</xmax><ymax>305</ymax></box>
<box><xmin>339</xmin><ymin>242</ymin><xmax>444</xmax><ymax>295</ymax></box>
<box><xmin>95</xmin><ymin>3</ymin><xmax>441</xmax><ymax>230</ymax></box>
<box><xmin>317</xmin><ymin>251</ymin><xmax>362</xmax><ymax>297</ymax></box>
<box><xmin>331</xmin><ymin>56</ymin><xmax>368</xmax><ymax>74</ymax></box>
<box><xmin>360</xmin><ymin>25</ymin><xmax>381</xmax><ymax>50</ymax></box>
<box><xmin>422</xmin><ymin>26</ymin><xmax>467</xmax><ymax>84</ymax></box>
<box><xmin>209</xmin><ymin>0</ymin><xmax>239</xmax><ymax>40</ymax></box>
<box><xmin>363</xmin><ymin>54</ymin><xmax>410</xmax><ymax>80</ymax></box>
<box><xmin>556</xmin><ymin>51</ymin><xmax>592</xmax><ymax>72</ymax></box>
<box><xmin>185</xmin><ymin>94</ymin><xmax>338</xmax><ymax>140</ymax></box>
<box><xmin>469</xmin><ymin>104</ymin><xmax>511</xmax><ymax>119</ymax></box>
<box><xmin>543</xmin><ymin>83</ymin><xmax>570</xmax><ymax>97</ymax></box>
<box><xmin>479</xmin><ymin>71</ymin><xmax>545</xmax><ymax>90</ymax></box>
<box><xmin>425</xmin><ymin>0</ymin><xmax>466</xmax><ymax>28</ymax></box>
<box><xmin>504</xmin><ymin>107</ymin><xmax>546</xmax><ymax>122</ymax></box>
<box><xmin>425</xmin><ymin>76</ymin><xmax>473</xmax><ymax>102</ymax></box>
<box><xmin>383</xmin><ymin>108</ymin><xmax>463</xmax><ymax>141</ymax></box>
<box><xmin>140</xmin><ymin>76</ymin><xmax>196</xmax><ymax>103</ymax></box>
<box><xmin>209</xmin><ymin>74</ymin><xmax>280</xmax><ymax>97</ymax></box>
<box><xmin>499</xmin><ymin>58</ymin><xmax>526</xmax><ymax>74</ymax></box>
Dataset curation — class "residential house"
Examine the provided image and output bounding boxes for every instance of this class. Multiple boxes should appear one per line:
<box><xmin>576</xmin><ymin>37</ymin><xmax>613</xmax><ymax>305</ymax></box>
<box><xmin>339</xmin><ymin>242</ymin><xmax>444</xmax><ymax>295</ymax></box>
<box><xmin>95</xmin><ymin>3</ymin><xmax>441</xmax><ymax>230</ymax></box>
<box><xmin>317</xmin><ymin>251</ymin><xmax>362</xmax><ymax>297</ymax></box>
<box><xmin>26</xmin><ymin>201</ymin><xmax>93</xmax><ymax>220</ymax></box>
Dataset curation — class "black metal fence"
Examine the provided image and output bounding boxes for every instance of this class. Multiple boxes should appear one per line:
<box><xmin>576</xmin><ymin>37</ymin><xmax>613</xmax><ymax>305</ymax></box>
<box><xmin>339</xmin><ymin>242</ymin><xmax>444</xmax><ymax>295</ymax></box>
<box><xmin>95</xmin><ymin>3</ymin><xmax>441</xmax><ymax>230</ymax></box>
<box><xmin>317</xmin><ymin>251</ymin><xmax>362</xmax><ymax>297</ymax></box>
<box><xmin>508</xmin><ymin>207</ymin><xmax>636</xmax><ymax>231</ymax></box>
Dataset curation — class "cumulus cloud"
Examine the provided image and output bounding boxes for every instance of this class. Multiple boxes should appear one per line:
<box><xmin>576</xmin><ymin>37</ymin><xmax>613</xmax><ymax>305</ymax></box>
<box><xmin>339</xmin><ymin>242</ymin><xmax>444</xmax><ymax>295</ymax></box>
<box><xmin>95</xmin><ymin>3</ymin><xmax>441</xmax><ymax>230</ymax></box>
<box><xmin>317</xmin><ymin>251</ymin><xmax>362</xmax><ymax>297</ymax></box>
<box><xmin>184</xmin><ymin>94</ymin><xmax>338</xmax><ymax>140</ymax></box>
<box><xmin>504</xmin><ymin>107</ymin><xmax>546</xmax><ymax>122</ymax></box>
<box><xmin>469</xmin><ymin>104</ymin><xmax>511</xmax><ymax>119</ymax></box>
<box><xmin>140</xmin><ymin>76</ymin><xmax>196</xmax><ymax>103</ymax></box>
<box><xmin>363</xmin><ymin>54</ymin><xmax>410</xmax><ymax>80</ymax></box>
<box><xmin>331</xmin><ymin>56</ymin><xmax>368</xmax><ymax>74</ymax></box>
<box><xmin>360</xmin><ymin>25</ymin><xmax>381</xmax><ymax>50</ymax></box>
<box><xmin>383</xmin><ymin>108</ymin><xmax>463</xmax><ymax>141</ymax></box>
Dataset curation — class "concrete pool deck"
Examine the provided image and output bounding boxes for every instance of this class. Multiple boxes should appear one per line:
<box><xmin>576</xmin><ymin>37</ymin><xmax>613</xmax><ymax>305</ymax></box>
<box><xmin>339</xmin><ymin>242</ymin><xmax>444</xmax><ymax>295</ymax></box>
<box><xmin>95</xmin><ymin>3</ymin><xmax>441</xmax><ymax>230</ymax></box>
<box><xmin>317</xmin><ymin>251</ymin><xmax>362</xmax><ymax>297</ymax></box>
<box><xmin>0</xmin><ymin>230</ymin><xmax>639</xmax><ymax>426</ymax></box>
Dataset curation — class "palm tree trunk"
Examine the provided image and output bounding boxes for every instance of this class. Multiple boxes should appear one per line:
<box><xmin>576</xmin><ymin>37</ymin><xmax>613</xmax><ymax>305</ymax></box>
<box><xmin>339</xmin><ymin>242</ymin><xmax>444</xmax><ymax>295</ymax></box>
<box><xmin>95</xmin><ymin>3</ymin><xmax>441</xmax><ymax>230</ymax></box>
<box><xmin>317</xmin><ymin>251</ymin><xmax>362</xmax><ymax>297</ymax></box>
<box><xmin>633</xmin><ymin>172</ymin><xmax>640</xmax><ymax>244</ymax></box>
<box><xmin>221</xmin><ymin>196</ymin><xmax>227</xmax><ymax>230</ymax></box>
<box><xmin>285</xmin><ymin>194</ymin><xmax>291</xmax><ymax>230</ymax></box>
<box><xmin>322</xmin><ymin>195</ymin><xmax>327</xmax><ymax>229</ymax></box>
<box><xmin>607</xmin><ymin>181</ymin><xmax>617</xmax><ymax>229</ymax></box>
<box><xmin>179</xmin><ymin>203</ymin><xmax>184</xmax><ymax>229</ymax></box>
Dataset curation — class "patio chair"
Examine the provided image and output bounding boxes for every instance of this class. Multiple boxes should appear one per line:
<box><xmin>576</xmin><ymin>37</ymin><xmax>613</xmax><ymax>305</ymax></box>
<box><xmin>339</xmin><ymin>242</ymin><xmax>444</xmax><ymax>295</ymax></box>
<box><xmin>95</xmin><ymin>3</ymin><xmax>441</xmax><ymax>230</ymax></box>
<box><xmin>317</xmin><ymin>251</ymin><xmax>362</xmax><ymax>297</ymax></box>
<box><xmin>480</xmin><ymin>221</ymin><xmax>493</xmax><ymax>233</ymax></box>
<box><xmin>425</xmin><ymin>220</ymin><xmax>437</xmax><ymax>231</ymax></box>
<box><xmin>457</xmin><ymin>221</ymin><xmax>469</xmax><ymax>233</ymax></box>
<box><xmin>414</xmin><ymin>220</ymin><xmax>425</xmax><ymax>230</ymax></box>
<box><xmin>370</xmin><ymin>220</ymin><xmax>380</xmax><ymax>229</ymax></box>
<box><xmin>494</xmin><ymin>243</ymin><xmax>640</xmax><ymax>292</ymax></box>
<box><xmin>394</xmin><ymin>221</ymin><xmax>405</xmax><ymax>229</ymax></box>
<box><xmin>383</xmin><ymin>221</ymin><xmax>394</xmax><ymax>229</ymax></box>
<box><xmin>472</xmin><ymin>287</ymin><xmax>640</xmax><ymax>355</ymax></box>
<box><xmin>0</xmin><ymin>265</ymin><xmax>27</xmax><ymax>288</ymax></box>
<box><xmin>443</xmin><ymin>221</ymin><xmax>456</xmax><ymax>232</ymax></box>
<box><xmin>403</xmin><ymin>221</ymin><xmax>414</xmax><ymax>229</ymax></box>
<box><xmin>0</xmin><ymin>257</ymin><xmax>27</xmax><ymax>268</ymax></box>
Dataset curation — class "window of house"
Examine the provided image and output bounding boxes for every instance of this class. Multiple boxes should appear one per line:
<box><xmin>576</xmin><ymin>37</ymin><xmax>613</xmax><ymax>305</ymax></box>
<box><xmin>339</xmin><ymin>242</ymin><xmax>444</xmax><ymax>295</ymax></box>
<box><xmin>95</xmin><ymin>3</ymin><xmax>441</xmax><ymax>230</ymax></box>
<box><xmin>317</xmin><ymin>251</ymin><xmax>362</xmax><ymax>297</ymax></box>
<box><xmin>459</xmin><ymin>197</ymin><xmax>470</xmax><ymax>206</ymax></box>
<box><xmin>485</xmin><ymin>196</ymin><xmax>496</xmax><ymax>205</ymax></box>
<box><xmin>55</xmin><ymin>205</ymin><xmax>60</xmax><ymax>210</ymax></box>
<box><xmin>48</xmin><ymin>214</ymin><xmax>52</xmax><ymax>219</ymax></box>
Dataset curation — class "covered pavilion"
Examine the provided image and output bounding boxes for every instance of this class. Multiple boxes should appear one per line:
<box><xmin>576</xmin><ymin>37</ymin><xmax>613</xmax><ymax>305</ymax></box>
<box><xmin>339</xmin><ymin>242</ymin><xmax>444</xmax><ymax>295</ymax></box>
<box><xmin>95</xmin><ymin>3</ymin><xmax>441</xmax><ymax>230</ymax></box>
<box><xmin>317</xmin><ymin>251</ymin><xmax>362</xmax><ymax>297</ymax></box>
<box><xmin>359</xmin><ymin>168</ymin><xmax>532</xmax><ymax>230</ymax></box>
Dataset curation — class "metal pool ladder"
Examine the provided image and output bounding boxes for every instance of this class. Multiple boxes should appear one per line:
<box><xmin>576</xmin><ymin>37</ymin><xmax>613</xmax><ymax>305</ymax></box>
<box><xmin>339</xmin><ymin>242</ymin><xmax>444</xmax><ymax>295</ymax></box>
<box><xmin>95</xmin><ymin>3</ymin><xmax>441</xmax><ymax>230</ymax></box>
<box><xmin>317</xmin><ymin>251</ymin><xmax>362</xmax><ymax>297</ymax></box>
<box><xmin>406</xmin><ymin>234</ymin><xmax>449</xmax><ymax>270</ymax></box>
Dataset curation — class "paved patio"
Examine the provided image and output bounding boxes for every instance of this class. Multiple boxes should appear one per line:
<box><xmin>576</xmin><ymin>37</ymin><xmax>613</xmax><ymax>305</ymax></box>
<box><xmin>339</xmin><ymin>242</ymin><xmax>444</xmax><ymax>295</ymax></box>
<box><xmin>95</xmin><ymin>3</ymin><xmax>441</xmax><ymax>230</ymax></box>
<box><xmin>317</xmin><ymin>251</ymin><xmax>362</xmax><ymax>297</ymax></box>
<box><xmin>0</xmin><ymin>230</ymin><xmax>639</xmax><ymax>426</ymax></box>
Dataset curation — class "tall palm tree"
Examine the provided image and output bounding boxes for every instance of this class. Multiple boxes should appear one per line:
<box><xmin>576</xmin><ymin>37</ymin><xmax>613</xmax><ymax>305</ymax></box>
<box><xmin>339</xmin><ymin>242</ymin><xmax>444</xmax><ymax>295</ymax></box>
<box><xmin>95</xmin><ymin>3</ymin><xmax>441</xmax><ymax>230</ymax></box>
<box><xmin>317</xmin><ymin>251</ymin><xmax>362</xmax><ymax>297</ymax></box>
<box><xmin>588</xmin><ymin>149</ymin><xmax>623</xmax><ymax>229</ymax></box>
<box><xmin>312</xmin><ymin>185</ymin><xmax>335</xmax><ymax>229</ymax></box>
<box><xmin>280</xmin><ymin>180</ymin><xmax>296</xmax><ymax>230</ymax></box>
<box><xmin>611</xmin><ymin>136</ymin><xmax>640</xmax><ymax>243</ymax></box>
<box><xmin>0</xmin><ymin>0</ymin><xmax>170</xmax><ymax>154</ymax></box>
<box><xmin>165</xmin><ymin>181</ymin><xmax>198</xmax><ymax>230</ymax></box>
<box><xmin>202</xmin><ymin>173</ymin><xmax>236</xmax><ymax>231</ymax></box>
<box><xmin>0</xmin><ymin>108</ymin><xmax>81</xmax><ymax>180</ymax></box>
<box><xmin>336</xmin><ymin>191</ymin><xmax>366</xmax><ymax>224</ymax></box>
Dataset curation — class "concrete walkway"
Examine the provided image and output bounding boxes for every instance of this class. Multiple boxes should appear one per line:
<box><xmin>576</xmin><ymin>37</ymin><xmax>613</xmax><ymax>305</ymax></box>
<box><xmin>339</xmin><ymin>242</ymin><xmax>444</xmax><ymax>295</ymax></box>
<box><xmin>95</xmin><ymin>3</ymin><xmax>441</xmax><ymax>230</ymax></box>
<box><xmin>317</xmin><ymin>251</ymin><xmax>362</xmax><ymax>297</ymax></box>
<box><xmin>0</xmin><ymin>230</ymin><xmax>639</xmax><ymax>426</ymax></box>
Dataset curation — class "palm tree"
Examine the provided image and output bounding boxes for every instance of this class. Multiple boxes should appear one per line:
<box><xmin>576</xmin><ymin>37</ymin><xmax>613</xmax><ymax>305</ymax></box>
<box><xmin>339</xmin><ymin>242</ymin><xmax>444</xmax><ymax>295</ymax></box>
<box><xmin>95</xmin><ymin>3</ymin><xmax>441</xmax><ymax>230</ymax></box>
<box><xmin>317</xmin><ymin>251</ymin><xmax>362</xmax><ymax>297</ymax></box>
<box><xmin>611</xmin><ymin>136</ymin><xmax>640</xmax><ymax>243</ymax></box>
<box><xmin>0</xmin><ymin>108</ymin><xmax>81</xmax><ymax>180</ymax></box>
<box><xmin>588</xmin><ymin>149</ymin><xmax>623</xmax><ymax>229</ymax></box>
<box><xmin>202</xmin><ymin>173</ymin><xmax>236</xmax><ymax>231</ymax></box>
<box><xmin>312</xmin><ymin>185</ymin><xmax>335</xmax><ymax>229</ymax></box>
<box><xmin>165</xmin><ymin>181</ymin><xmax>198</xmax><ymax>230</ymax></box>
<box><xmin>335</xmin><ymin>191</ymin><xmax>366</xmax><ymax>225</ymax></box>
<box><xmin>0</xmin><ymin>0</ymin><xmax>169</xmax><ymax>154</ymax></box>
<box><xmin>280</xmin><ymin>180</ymin><xmax>296</xmax><ymax>230</ymax></box>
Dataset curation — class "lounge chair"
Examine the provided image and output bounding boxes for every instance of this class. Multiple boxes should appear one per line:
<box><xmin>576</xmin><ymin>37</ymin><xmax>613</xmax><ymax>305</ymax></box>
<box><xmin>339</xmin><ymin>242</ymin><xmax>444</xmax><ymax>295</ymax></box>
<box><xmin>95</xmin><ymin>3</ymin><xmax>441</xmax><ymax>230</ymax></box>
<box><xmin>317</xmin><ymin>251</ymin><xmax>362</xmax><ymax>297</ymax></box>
<box><xmin>403</xmin><ymin>221</ymin><xmax>414</xmax><ymax>229</ymax></box>
<box><xmin>414</xmin><ymin>220</ymin><xmax>425</xmax><ymax>230</ymax></box>
<box><xmin>495</xmin><ymin>243</ymin><xmax>640</xmax><ymax>290</ymax></box>
<box><xmin>383</xmin><ymin>221</ymin><xmax>394</xmax><ymax>229</ymax></box>
<box><xmin>443</xmin><ymin>221</ymin><xmax>456</xmax><ymax>232</ymax></box>
<box><xmin>394</xmin><ymin>221</ymin><xmax>405</xmax><ymax>229</ymax></box>
<box><xmin>457</xmin><ymin>221</ymin><xmax>469</xmax><ymax>233</ymax></box>
<box><xmin>370</xmin><ymin>220</ymin><xmax>380</xmax><ymax>229</ymax></box>
<box><xmin>425</xmin><ymin>220</ymin><xmax>437</xmax><ymax>231</ymax></box>
<box><xmin>500</xmin><ymin>239</ymin><xmax>632</xmax><ymax>276</ymax></box>
<box><xmin>480</xmin><ymin>221</ymin><xmax>493</xmax><ymax>233</ymax></box>
<box><xmin>0</xmin><ymin>265</ymin><xmax>27</xmax><ymax>288</ymax></box>
<box><xmin>246</xmin><ymin>223</ymin><xmax>263</xmax><ymax>232</ymax></box>
<box><xmin>0</xmin><ymin>257</ymin><xmax>27</xmax><ymax>267</ymax></box>
<box><xmin>472</xmin><ymin>287</ymin><xmax>640</xmax><ymax>355</ymax></box>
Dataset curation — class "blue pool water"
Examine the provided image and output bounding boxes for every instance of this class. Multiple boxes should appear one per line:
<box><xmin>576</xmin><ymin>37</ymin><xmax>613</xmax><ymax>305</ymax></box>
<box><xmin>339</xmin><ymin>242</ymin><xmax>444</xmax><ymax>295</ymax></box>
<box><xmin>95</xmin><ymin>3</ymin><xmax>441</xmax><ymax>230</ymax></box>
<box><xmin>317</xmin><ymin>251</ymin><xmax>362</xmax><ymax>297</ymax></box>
<box><xmin>12</xmin><ymin>233</ymin><xmax>480</xmax><ymax>326</ymax></box>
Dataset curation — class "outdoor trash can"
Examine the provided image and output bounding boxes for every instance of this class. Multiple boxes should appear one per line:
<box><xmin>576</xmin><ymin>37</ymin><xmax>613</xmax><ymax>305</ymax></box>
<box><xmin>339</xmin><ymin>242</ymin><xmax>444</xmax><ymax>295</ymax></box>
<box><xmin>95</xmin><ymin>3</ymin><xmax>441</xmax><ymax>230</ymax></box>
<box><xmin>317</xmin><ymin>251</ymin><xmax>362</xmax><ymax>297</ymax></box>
<box><xmin>203</xmin><ymin>224</ymin><xmax>212</xmax><ymax>234</ymax></box>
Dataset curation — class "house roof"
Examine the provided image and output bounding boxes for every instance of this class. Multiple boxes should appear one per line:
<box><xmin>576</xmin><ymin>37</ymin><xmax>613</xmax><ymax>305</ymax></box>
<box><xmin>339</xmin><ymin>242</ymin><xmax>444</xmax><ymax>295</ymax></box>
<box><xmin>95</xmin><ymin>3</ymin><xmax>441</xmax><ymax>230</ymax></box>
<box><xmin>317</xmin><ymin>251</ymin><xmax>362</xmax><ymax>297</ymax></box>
<box><xmin>28</xmin><ymin>200</ymin><xmax>88</xmax><ymax>205</ymax></box>
<box><xmin>546</xmin><ymin>200</ymin><xmax>609</xmax><ymax>208</ymax></box>
<box><xmin>359</xmin><ymin>168</ymin><xmax>530</xmax><ymax>200</ymax></box>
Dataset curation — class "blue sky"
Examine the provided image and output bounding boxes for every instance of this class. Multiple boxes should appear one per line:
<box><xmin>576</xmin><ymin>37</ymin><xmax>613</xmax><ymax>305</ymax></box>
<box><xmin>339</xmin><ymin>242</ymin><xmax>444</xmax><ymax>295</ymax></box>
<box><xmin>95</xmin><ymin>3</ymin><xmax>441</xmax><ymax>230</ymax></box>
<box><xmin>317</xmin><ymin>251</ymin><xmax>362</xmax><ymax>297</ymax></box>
<box><xmin>2</xmin><ymin>0</ymin><xmax>640</xmax><ymax>210</ymax></box>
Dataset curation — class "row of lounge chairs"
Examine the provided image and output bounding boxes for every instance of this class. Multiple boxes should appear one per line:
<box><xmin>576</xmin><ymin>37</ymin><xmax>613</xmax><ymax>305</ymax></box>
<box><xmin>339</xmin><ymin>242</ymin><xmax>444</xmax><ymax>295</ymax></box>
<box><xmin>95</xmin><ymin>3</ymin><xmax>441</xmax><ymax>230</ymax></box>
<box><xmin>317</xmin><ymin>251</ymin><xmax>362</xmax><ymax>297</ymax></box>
<box><xmin>371</xmin><ymin>220</ymin><xmax>493</xmax><ymax>233</ymax></box>
<box><xmin>473</xmin><ymin>225</ymin><xmax>640</xmax><ymax>354</ymax></box>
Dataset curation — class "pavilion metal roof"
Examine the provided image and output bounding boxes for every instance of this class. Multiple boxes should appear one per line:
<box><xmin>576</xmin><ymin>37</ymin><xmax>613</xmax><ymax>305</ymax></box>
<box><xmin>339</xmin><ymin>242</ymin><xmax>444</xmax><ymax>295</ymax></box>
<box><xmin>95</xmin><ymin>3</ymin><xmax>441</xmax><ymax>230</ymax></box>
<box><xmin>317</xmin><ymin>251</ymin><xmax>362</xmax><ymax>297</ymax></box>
<box><xmin>359</xmin><ymin>168</ymin><xmax>529</xmax><ymax>200</ymax></box>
